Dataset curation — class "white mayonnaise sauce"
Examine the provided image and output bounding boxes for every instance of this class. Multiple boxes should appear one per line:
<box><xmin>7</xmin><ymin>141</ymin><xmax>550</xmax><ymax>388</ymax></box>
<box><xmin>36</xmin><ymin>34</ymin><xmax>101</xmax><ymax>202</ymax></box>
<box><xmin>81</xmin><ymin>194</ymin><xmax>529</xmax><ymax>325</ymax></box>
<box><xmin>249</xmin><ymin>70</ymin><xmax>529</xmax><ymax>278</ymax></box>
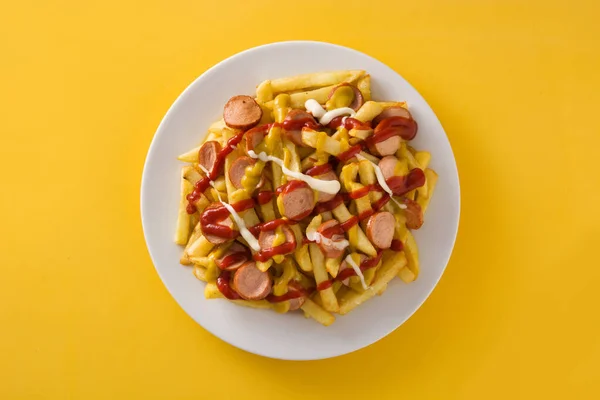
<box><xmin>345</xmin><ymin>254</ymin><xmax>368</xmax><ymax>290</ymax></box>
<box><xmin>247</xmin><ymin>150</ymin><xmax>341</xmax><ymax>195</ymax></box>
<box><xmin>198</xmin><ymin>164</ymin><xmax>261</xmax><ymax>252</ymax></box>
<box><xmin>355</xmin><ymin>153</ymin><xmax>407</xmax><ymax>210</ymax></box>
<box><xmin>304</xmin><ymin>99</ymin><xmax>356</xmax><ymax>126</ymax></box>
<box><xmin>305</xmin><ymin>225</ymin><xmax>349</xmax><ymax>251</ymax></box>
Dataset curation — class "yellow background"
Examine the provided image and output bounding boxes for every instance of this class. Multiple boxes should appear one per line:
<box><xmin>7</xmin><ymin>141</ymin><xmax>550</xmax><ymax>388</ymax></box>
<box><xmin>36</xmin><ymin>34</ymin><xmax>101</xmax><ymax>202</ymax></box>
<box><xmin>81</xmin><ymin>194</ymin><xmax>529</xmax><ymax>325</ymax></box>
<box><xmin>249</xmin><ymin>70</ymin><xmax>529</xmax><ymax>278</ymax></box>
<box><xmin>1</xmin><ymin>0</ymin><xmax>599</xmax><ymax>398</ymax></box>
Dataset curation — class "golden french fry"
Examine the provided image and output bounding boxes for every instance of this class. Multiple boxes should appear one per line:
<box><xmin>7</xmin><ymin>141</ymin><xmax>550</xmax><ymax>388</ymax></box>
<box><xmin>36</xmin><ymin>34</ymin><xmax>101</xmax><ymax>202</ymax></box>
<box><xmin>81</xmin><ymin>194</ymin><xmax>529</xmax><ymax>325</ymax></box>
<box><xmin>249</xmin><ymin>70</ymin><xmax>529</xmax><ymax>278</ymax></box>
<box><xmin>294</xmin><ymin>244</ymin><xmax>313</xmax><ymax>272</ymax></box>
<box><xmin>175</xmin><ymin>171</ymin><xmax>194</xmax><ymax>245</ymax></box>
<box><xmin>193</xmin><ymin>266</ymin><xmax>207</xmax><ymax>282</ymax></box>
<box><xmin>339</xmin><ymin>251</ymin><xmax>407</xmax><ymax>314</ymax></box>
<box><xmin>403</xmin><ymin>231</ymin><xmax>419</xmax><ymax>278</ymax></box>
<box><xmin>325</xmin><ymin>255</ymin><xmax>342</xmax><ymax>278</ymax></box>
<box><xmin>301</xmin><ymin>298</ymin><xmax>335</xmax><ymax>326</ymax></box>
<box><xmin>331</xmin><ymin>203</ymin><xmax>377</xmax><ymax>257</ymax></box>
<box><xmin>309</xmin><ymin>243</ymin><xmax>339</xmax><ymax>312</ymax></box>
<box><xmin>178</xmin><ymin>146</ymin><xmax>200</xmax><ymax>163</ymax></box>
<box><xmin>417</xmin><ymin>168</ymin><xmax>438</xmax><ymax>214</ymax></box>
<box><xmin>399</xmin><ymin>266</ymin><xmax>416</xmax><ymax>283</ymax></box>
<box><xmin>354</xmin><ymin>101</ymin><xmax>383</xmax><ymax>122</ymax></box>
<box><xmin>186</xmin><ymin>235</ymin><xmax>215</xmax><ymax>258</ymax></box>
<box><xmin>256</xmin><ymin>80</ymin><xmax>274</xmax><ymax>103</ymax></box>
<box><xmin>301</xmin><ymin>129</ymin><xmax>342</xmax><ymax>155</ymax></box>
<box><xmin>270</xmin><ymin>70</ymin><xmax>365</xmax><ymax>93</ymax></box>
<box><xmin>376</xmin><ymin>101</ymin><xmax>408</xmax><ymax>109</ymax></box>
<box><xmin>205</xmin><ymin>283</ymin><xmax>272</xmax><ymax>309</ymax></box>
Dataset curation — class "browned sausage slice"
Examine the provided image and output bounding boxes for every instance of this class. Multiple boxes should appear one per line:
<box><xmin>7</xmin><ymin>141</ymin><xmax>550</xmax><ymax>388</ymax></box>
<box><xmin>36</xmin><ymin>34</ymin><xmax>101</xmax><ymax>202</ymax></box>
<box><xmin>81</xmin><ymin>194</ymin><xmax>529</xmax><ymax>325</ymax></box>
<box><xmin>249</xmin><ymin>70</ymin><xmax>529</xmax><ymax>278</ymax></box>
<box><xmin>366</xmin><ymin>211</ymin><xmax>395</xmax><ymax>249</ymax></box>
<box><xmin>280</xmin><ymin>185</ymin><xmax>315</xmax><ymax>220</ymax></box>
<box><xmin>288</xmin><ymin>296</ymin><xmax>306</xmax><ymax>311</ymax></box>
<box><xmin>228</xmin><ymin>156</ymin><xmax>255</xmax><ymax>189</ymax></box>
<box><xmin>378</xmin><ymin>155</ymin><xmax>399</xmax><ymax>180</ymax></box>
<box><xmin>315</xmin><ymin>170</ymin><xmax>338</xmax><ymax>203</ymax></box>
<box><xmin>316</xmin><ymin>219</ymin><xmax>345</xmax><ymax>258</ymax></box>
<box><xmin>339</xmin><ymin>254</ymin><xmax>367</xmax><ymax>286</ymax></box>
<box><xmin>403</xmin><ymin>198</ymin><xmax>424</xmax><ymax>230</ymax></box>
<box><xmin>327</xmin><ymin>83</ymin><xmax>364</xmax><ymax>111</ymax></box>
<box><xmin>373</xmin><ymin>106</ymin><xmax>412</xmax><ymax>126</ymax></box>
<box><xmin>370</xmin><ymin>136</ymin><xmax>401</xmax><ymax>157</ymax></box>
<box><xmin>245</xmin><ymin>125</ymin><xmax>266</xmax><ymax>154</ymax></box>
<box><xmin>215</xmin><ymin>241</ymin><xmax>249</xmax><ymax>271</ymax></box>
<box><xmin>223</xmin><ymin>95</ymin><xmax>262</xmax><ymax>130</ymax></box>
<box><xmin>232</xmin><ymin>261</ymin><xmax>272</xmax><ymax>300</ymax></box>
<box><xmin>258</xmin><ymin>225</ymin><xmax>296</xmax><ymax>252</ymax></box>
<box><xmin>204</xmin><ymin>216</ymin><xmax>234</xmax><ymax>245</ymax></box>
<box><xmin>198</xmin><ymin>141</ymin><xmax>222</xmax><ymax>174</ymax></box>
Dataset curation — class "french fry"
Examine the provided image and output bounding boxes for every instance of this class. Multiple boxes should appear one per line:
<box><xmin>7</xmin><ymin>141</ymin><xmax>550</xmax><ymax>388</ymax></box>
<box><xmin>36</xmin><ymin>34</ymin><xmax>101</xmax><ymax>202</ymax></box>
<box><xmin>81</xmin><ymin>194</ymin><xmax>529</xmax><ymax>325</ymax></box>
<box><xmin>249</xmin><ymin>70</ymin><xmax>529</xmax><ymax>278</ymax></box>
<box><xmin>265</xmin><ymin>85</ymin><xmax>333</xmax><ymax>109</ymax></box>
<box><xmin>403</xmin><ymin>231</ymin><xmax>419</xmax><ymax>278</ymax></box>
<box><xmin>193</xmin><ymin>265</ymin><xmax>207</xmax><ymax>282</ymax></box>
<box><xmin>269</xmin><ymin>70</ymin><xmax>365</xmax><ymax>94</ymax></box>
<box><xmin>339</xmin><ymin>251</ymin><xmax>407</xmax><ymax>314</ymax></box>
<box><xmin>256</xmin><ymin>80</ymin><xmax>274</xmax><ymax>103</ymax></box>
<box><xmin>301</xmin><ymin>129</ymin><xmax>342</xmax><ymax>155</ymax></box>
<box><xmin>399</xmin><ymin>265</ymin><xmax>416</xmax><ymax>283</ymax></box>
<box><xmin>325</xmin><ymin>255</ymin><xmax>342</xmax><ymax>278</ymax></box>
<box><xmin>178</xmin><ymin>146</ymin><xmax>200</xmax><ymax>163</ymax></box>
<box><xmin>354</xmin><ymin>101</ymin><xmax>383</xmax><ymax>122</ymax></box>
<box><xmin>331</xmin><ymin>203</ymin><xmax>377</xmax><ymax>257</ymax></box>
<box><xmin>309</xmin><ymin>243</ymin><xmax>339</xmax><ymax>312</ymax></box>
<box><xmin>301</xmin><ymin>298</ymin><xmax>335</xmax><ymax>326</ymax></box>
<box><xmin>294</xmin><ymin>243</ymin><xmax>313</xmax><ymax>272</ymax></box>
<box><xmin>186</xmin><ymin>235</ymin><xmax>215</xmax><ymax>258</ymax></box>
<box><xmin>417</xmin><ymin>168</ymin><xmax>438</xmax><ymax>214</ymax></box>
<box><xmin>175</xmin><ymin>171</ymin><xmax>194</xmax><ymax>245</ymax></box>
<box><xmin>376</xmin><ymin>101</ymin><xmax>408</xmax><ymax>109</ymax></box>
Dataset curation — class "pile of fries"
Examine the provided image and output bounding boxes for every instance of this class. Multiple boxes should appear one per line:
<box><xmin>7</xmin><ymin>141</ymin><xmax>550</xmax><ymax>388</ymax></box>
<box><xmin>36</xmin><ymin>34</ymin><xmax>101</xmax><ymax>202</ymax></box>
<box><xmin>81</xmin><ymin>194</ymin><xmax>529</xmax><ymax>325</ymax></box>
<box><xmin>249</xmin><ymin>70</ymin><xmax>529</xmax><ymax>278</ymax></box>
<box><xmin>174</xmin><ymin>70</ymin><xmax>437</xmax><ymax>326</ymax></box>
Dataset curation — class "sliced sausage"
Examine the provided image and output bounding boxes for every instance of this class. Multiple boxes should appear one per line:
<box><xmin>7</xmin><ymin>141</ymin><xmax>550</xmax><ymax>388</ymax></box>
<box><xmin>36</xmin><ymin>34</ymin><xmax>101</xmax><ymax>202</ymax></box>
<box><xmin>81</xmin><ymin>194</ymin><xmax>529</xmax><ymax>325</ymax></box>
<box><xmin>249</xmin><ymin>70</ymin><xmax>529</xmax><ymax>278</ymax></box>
<box><xmin>232</xmin><ymin>261</ymin><xmax>272</xmax><ymax>300</ymax></box>
<box><xmin>315</xmin><ymin>170</ymin><xmax>338</xmax><ymax>203</ymax></box>
<box><xmin>215</xmin><ymin>242</ymin><xmax>249</xmax><ymax>270</ymax></box>
<box><xmin>366</xmin><ymin>211</ymin><xmax>395</xmax><ymax>249</ymax></box>
<box><xmin>369</xmin><ymin>136</ymin><xmax>401</xmax><ymax>157</ymax></box>
<box><xmin>223</xmin><ymin>95</ymin><xmax>262</xmax><ymax>130</ymax></box>
<box><xmin>288</xmin><ymin>296</ymin><xmax>306</xmax><ymax>311</ymax></box>
<box><xmin>245</xmin><ymin>125</ymin><xmax>266</xmax><ymax>154</ymax></box>
<box><xmin>198</xmin><ymin>141</ymin><xmax>222</xmax><ymax>174</ymax></box>
<box><xmin>228</xmin><ymin>156</ymin><xmax>256</xmax><ymax>190</ymax></box>
<box><xmin>378</xmin><ymin>155</ymin><xmax>399</xmax><ymax>180</ymax></box>
<box><xmin>258</xmin><ymin>225</ymin><xmax>296</xmax><ymax>252</ymax></box>
<box><xmin>339</xmin><ymin>254</ymin><xmax>367</xmax><ymax>286</ymax></box>
<box><xmin>373</xmin><ymin>106</ymin><xmax>412</xmax><ymax>126</ymax></box>
<box><xmin>403</xmin><ymin>198</ymin><xmax>424</xmax><ymax>230</ymax></box>
<box><xmin>316</xmin><ymin>219</ymin><xmax>346</xmax><ymax>258</ymax></box>
<box><xmin>280</xmin><ymin>184</ymin><xmax>315</xmax><ymax>220</ymax></box>
<box><xmin>282</xmin><ymin>110</ymin><xmax>316</xmax><ymax>147</ymax></box>
<box><xmin>204</xmin><ymin>215</ymin><xmax>234</xmax><ymax>245</ymax></box>
<box><xmin>327</xmin><ymin>83</ymin><xmax>364</xmax><ymax>111</ymax></box>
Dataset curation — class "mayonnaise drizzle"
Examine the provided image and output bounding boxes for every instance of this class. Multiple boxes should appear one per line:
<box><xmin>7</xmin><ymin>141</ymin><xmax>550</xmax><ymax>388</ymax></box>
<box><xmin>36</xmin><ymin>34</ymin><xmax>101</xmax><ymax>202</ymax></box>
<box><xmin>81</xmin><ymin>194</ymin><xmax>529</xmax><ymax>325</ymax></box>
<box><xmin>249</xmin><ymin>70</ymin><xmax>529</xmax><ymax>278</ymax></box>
<box><xmin>345</xmin><ymin>254</ymin><xmax>368</xmax><ymax>290</ymax></box>
<box><xmin>306</xmin><ymin>225</ymin><xmax>350</xmax><ymax>251</ymax></box>
<box><xmin>355</xmin><ymin>153</ymin><xmax>407</xmax><ymax>210</ymax></box>
<box><xmin>198</xmin><ymin>164</ymin><xmax>261</xmax><ymax>252</ymax></box>
<box><xmin>247</xmin><ymin>150</ymin><xmax>341</xmax><ymax>194</ymax></box>
<box><xmin>305</xmin><ymin>99</ymin><xmax>356</xmax><ymax>126</ymax></box>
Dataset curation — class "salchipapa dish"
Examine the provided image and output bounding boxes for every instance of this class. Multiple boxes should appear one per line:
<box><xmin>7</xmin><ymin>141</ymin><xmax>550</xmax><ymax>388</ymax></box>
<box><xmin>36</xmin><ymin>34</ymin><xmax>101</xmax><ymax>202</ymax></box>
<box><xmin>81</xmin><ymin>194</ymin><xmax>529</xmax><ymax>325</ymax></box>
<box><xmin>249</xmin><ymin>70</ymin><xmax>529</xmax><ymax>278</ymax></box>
<box><xmin>174</xmin><ymin>70</ymin><xmax>438</xmax><ymax>326</ymax></box>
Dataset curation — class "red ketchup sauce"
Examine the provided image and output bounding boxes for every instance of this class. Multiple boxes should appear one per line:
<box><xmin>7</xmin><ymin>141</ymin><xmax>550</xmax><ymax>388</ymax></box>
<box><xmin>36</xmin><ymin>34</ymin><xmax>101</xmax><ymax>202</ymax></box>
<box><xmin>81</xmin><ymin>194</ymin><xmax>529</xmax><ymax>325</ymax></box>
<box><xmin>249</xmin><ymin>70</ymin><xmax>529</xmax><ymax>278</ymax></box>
<box><xmin>253</xmin><ymin>242</ymin><xmax>297</xmax><ymax>262</ymax></box>
<box><xmin>216</xmin><ymin>270</ymin><xmax>241</xmax><ymax>300</ymax></box>
<box><xmin>186</xmin><ymin>131</ymin><xmax>246</xmax><ymax>214</ymax></box>
<box><xmin>316</xmin><ymin>251</ymin><xmax>384</xmax><ymax>291</ymax></box>
<box><xmin>304</xmin><ymin>163</ymin><xmax>333</xmax><ymax>177</ymax></box>
<box><xmin>390</xmin><ymin>239</ymin><xmax>404</xmax><ymax>252</ymax></box>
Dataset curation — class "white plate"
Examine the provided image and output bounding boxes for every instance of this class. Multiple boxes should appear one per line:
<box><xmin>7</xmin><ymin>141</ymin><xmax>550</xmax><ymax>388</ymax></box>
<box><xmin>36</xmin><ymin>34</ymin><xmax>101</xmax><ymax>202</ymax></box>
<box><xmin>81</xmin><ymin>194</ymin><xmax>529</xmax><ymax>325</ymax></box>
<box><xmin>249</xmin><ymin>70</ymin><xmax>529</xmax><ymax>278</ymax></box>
<box><xmin>141</xmin><ymin>41</ymin><xmax>460</xmax><ymax>360</ymax></box>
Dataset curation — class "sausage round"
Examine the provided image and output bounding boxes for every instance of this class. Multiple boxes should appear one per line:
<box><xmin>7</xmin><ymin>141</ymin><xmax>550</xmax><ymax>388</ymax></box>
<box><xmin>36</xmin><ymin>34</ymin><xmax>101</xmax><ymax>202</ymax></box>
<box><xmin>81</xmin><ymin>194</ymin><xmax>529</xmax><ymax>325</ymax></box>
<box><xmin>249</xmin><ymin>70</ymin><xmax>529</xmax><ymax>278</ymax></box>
<box><xmin>327</xmin><ymin>83</ymin><xmax>364</xmax><ymax>111</ymax></box>
<box><xmin>315</xmin><ymin>170</ymin><xmax>338</xmax><ymax>203</ymax></box>
<box><xmin>198</xmin><ymin>141</ymin><xmax>222</xmax><ymax>174</ymax></box>
<box><xmin>339</xmin><ymin>254</ymin><xmax>367</xmax><ymax>286</ymax></box>
<box><xmin>203</xmin><ymin>214</ymin><xmax>234</xmax><ymax>245</ymax></box>
<box><xmin>228</xmin><ymin>156</ymin><xmax>256</xmax><ymax>190</ymax></box>
<box><xmin>316</xmin><ymin>219</ymin><xmax>346</xmax><ymax>258</ymax></box>
<box><xmin>258</xmin><ymin>224</ymin><xmax>296</xmax><ymax>252</ymax></box>
<box><xmin>232</xmin><ymin>261</ymin><xmax>272</xmax><ymax>300</ymax></box>
<box><xmin>223</xmin><ymin>95</ymin><xmax>262</xmax><ymax>130</ymax></box>
<box><xmin>245</xmin><ymin>125</ymin><xmax>265</xmax><ymax>154</ymax></box>
<box><xmin>373</xmin><ymin>106</ymin><xmax>412</xmax><ymax>126</ymax></box>
<box><xmin>403</xmin><ymin>198</ymin><xmax>424</xmax><ymax>230</ymax></box>
<box><xmin>215</xmin><ymin>241</ymin><xmax>249</xmax><ymax>271</ymax></box>
<box><xmin>369</xmin><ymin>135</ymin><xmax>401</xmax><ymax>157</ymax></box>
<box><xmin>366</xmin><ymin>211</ymin><xmax>395</xmax><ymax>249</ymax></box>
<box><xmin>288</xmin><ymin>296</ymin><xmax>306</xmax><ymax>311</ymax></box>
<box><xmin>280</xmin><ymin>185</ymin><xmax>315</xmax><ymax>220</ymax></box>
<box><xmin>378</xmin><ymin>155</ymin><xmax>399</xmax><ymax>180</ymax></box>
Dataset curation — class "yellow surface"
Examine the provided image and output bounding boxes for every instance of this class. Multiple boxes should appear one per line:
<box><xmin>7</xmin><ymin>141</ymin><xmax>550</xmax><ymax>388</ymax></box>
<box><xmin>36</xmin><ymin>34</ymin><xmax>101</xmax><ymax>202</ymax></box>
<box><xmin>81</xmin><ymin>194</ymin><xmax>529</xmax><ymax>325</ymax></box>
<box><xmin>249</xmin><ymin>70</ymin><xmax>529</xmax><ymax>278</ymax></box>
<box><xmin>1</xmin><ymin>0</ymin><xmax>599</xmax><ymax>398</ymax></box>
